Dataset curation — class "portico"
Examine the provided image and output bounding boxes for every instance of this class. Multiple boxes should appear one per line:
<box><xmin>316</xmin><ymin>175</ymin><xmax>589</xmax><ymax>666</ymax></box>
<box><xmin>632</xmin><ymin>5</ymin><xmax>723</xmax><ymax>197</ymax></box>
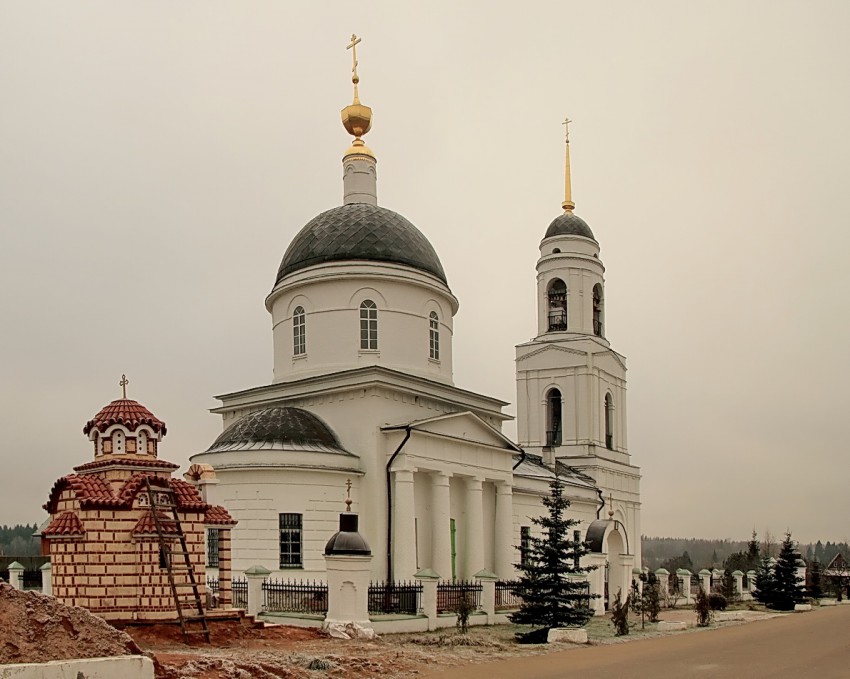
<box><xmin>384</xmin><ymin>412</ymin><xmax>519</xmax><ymax>581</ymax></box>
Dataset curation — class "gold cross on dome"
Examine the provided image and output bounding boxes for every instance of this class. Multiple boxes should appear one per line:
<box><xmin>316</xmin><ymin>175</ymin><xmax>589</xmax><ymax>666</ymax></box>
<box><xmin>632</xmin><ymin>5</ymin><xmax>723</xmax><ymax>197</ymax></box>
<box><xmin>345</xmin><ymin>478</ymin><xmax>353</xmax><ymax>511</ymax></box>
<box><xmin>347</xmin><ymin>34</ymin><xmax>361</xmax><ymax>83</ymax></box>
<box><xmin>562</xmin><ymin>116</ymin><xmax>572</xmax><ymax>142</ymax></box>
<box><xmin>119</xmin><ymin>374</ymin><xmax>129</xmax><ymax>399</ymax></box>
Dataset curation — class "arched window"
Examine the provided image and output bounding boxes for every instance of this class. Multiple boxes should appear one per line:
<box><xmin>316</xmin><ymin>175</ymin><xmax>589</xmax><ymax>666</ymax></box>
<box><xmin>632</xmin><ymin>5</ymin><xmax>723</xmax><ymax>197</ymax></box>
<box><xmin>547</xmin><ymin>279</ymin><xmax>567</xmax><ymax>331</ymax></box>
<box><xmin>593</xmin><ymin>284</ymin><xmax>604</xmax><ymax>337</ymax></box>
<box><xmin>293</xmin><ymin>306</ymin><xmax>306</xmax><ymax>356</ymax></box>
<box><xmin>429</xmin><ymin>311</ymin><xmax>440</xmax><ymax>360</ymax></box>
<box><xmin>604</xmin><ymin>393</ymin><xmax>614</xmax><ymax>449</ymax></box>
<box><xmin>546</xmin><ymin>388</ymin><xmax>563</xmax><ymax>447</ymax></box>
<box><xmin>360</xmin><ymin>300</ymin><xmax>378</xmax><ymax>350</ymax></box>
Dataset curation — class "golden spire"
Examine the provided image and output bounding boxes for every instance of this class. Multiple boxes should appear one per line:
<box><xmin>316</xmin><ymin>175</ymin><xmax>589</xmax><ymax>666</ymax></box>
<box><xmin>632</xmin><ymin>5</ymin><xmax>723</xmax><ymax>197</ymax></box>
<box><xmin>341</xmin><ymin>34</ymin><xmax>374</xmax><ymax>159</ymax></box>
<box><xmin>562</xmin><ymin>117</ymin><xmax>575</xmax><ymax>212</ymax></box>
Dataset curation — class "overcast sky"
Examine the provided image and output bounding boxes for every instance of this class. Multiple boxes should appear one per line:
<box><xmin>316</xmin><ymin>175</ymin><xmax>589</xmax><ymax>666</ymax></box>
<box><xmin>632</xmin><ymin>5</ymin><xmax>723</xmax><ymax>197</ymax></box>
<box><xmin>1</xmin><ymin>2</ymin><xmax>848</xmax><ymax>545</ymax></box>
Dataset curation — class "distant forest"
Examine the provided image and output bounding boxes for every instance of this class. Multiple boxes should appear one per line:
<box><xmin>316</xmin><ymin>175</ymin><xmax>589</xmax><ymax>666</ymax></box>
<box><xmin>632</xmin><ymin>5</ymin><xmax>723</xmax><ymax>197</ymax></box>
<box><xmin>0</xmin><ymin>524</ymin><xmax>41</xmax><ymax>558</ymax></box>
<box><xmin>642</xmin><ymin>535</ymin><xmax>850</xmax><ymax>571</ymax></box>
<box><xmin>3</xmin><ymin>522</ymin><xmax>849</xmax><ymax>570</ymax></box>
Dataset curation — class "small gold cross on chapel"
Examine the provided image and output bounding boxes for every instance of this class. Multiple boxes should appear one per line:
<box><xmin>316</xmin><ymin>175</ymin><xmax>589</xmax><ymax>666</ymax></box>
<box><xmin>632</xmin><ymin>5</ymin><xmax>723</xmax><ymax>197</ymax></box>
<box><xmin>119</xmin><ymin>374</ymin><xmax>129</xmax><ymax>399</ymax></box>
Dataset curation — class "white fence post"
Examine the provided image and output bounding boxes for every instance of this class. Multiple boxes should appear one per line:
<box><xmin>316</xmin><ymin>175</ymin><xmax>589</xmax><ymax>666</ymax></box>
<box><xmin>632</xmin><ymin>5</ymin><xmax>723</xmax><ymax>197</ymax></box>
<box><xmin>7</xmin><ymin>562</ymin><xmax>24</xmax><ymax>590</ymax></box>
<box><xmin>475</xmin><ymin>569</ymin><xmax>498</xmax><ymax>623</ymax></box>
<box><xmin>415</xmin><ymin>569</ymin><xmax>439</xmax><ymax>630</ymax></box>
<box><xmin>678</xmin><ymin>569</ymin><xmax>693</xmax><ymax>604</ymax></box>
<box><xmin>40</xmin><ymin>562</ymin><xmax>52</xmax><ymax>596</ymax></box>
<box><xmin>699</xmin><ymin>569</ymin><xmax>712</xmax><ymax>593</ymax></box>
<box><xmin>244</xmin><ymin>565</ymin><xmax>270</xmax><ymax>618</ymax></box>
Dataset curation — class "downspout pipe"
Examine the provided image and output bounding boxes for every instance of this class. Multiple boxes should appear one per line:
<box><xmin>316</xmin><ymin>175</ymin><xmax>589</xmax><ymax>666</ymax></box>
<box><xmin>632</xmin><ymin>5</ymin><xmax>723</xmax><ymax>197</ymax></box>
<box><xmin>596</xmin><ymin>488</ymin><xmax>605</xmax><ymax>519</ymax></box>
<box><xmin>511</xmin><ymin>448</ymin><xmax>526</xmax><ymax>471</ymax></box>
<box><xmin>385</xmin><ymin>426</ymin><xmax>412</xmax><ymax>583</ymax></box>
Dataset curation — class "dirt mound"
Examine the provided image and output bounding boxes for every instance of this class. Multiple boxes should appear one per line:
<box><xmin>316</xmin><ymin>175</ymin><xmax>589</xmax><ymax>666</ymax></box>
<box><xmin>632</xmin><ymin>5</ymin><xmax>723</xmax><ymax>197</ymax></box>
<box><xmin>126</xmin><ymin>619</ymin><xmax>324</xmax><ymax>650</ymax></box>
<box><xmin>0</xmin><ymin>583</ymin><xmax>141</xmax><ymax>664</ymax></box>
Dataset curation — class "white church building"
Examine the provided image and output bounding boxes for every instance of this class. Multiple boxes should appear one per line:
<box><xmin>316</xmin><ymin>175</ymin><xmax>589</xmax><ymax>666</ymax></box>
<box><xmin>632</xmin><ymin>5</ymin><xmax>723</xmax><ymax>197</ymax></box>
<box><xmin>190</xmin><ymin>41</ymin><xmax>641</xmax><ymax>613</ymax></box>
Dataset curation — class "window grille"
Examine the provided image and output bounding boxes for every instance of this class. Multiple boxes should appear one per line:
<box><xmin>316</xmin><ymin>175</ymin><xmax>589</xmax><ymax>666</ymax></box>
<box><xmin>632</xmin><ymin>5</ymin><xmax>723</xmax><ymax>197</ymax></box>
<box><xmin>360</xmin><ymin>300</ymin><xmax>378</xmax><ymax>350</ymax></box>
<box><xmin>207</xmin><ymin>528</ymin><xmax>220</xmax><ymax>568</ymax></box>
<box><xmin>520</xmin><ymin>526</ymin><xmax>531</xmax><ymax>566</ymax></box>
<box><xmin>293</xmin><ymin>306</ymin><xmax>306</xmax><ymax>356</ymax></box>
<box><xmin>279</xmin><ymin>513</ymin><xmax>303</xmax><ymax>568</ymax></box>
<box><xmin>429</xmin><ymin>311</ymin><xmax>440</xmax><ymax>360</ymax></box>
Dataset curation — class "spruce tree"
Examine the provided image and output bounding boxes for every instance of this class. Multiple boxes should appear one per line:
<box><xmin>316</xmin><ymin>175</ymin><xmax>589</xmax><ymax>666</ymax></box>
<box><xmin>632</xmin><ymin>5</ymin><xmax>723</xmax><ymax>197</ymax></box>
<box><xmin>771</xmin><ymin>533</ymin><xmax>804</xmax><ymax>610</ymax></box>
<box><xmin>752</xmin><ymin>555</ymin><xmax>776</xmax><ymax>607</ymax></box>
<box><xmin>510</xmin><ymin>477</ymin><xmax>598</xmax><ymax>641</ymax></box>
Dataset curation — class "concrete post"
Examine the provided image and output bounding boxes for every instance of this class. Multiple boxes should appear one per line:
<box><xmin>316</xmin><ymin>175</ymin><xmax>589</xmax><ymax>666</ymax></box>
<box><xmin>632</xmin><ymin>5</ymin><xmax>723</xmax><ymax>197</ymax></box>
<box><xmin>415</xmin><ymin>569</ymin><xmax>440</xmax><ymax>631</ymax></box>
<box><xmin>747</xmin><ymin>570</ymin><xmax>757</xmax><ymax>597</ymax></box>
<box><xmin>40</xmin><ymin>562</ymin><xmax>52</xmax><ymax>596</ymax></box>
<box><xmin>699</xmin><ymin>569</ymin><xmax>712</xmax><ymax>594</ymax></box>
<box><xmin>678</xmin><ymin>569</ymin><xmax>693</xmax><ymax>604</ymax></box>
<box><xmin>655</xmin><ymin>568</ymin><xmax>670</xmax><ymax>600</ymax></box>
<box><xmin>732</xmin><ymin>570</ymin><xmax>744</xmax><ymax>599</ymax></box>
<box><xmin>465</xmin><ymin>477</ymin><xmax>485</xmax><ymax>577</ymax></box>
<box><xmin>475</xmin><ymin>569</ymin><xmax>498</xmax><ymax>624</ymax></box>
<box><xmin>431</xmin><ymin>472</ymin><xmax>452</xmax><ymax>581</ymax></box>
<box><xmin>244</xmin><ymin>565</ymin><xmax>270</xmax><ymax>617</ymax></box>
<box><xmin>494</xmin><ymin>482</ymin><xmax>514</xmax><ymax>580</ymax></box>
<box><xmin>393</xmin><ymin>469</ymin><xmax>417</xmax><ymax>581</ymax></box>
<box><xmin>7</xmin><ymin>562</ymin><xmax>24</xmax><ymax>590</ymax></box>
<box><xmin>324</xmin><ymin>554</ymin><xmax>373</xmax><ymax>631</ymax></box>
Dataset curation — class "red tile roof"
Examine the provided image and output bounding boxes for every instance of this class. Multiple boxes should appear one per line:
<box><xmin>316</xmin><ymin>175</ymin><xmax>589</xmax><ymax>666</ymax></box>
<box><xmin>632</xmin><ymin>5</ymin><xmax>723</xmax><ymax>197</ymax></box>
<box><xmin>42</xmin><ymin>511</ymin><xmax>85</xmax><ymax>536</ymax></box>
<box><xmin>44</xmin><ymin>472</ymin><xmax>237</xmax><ymax>527</ymax></box>
<box><xmin>170</xmin><ymin>479</ymin><xmax>207</xmax><ymax>511</ymax></box>
<box><xmin>133</xmin><ymin>510</ymin><xmax>179</xmax><ymax>535</ymax></box>
<box><xmin>73</xmin><ymin>457</ymin><xmax>179</xmax><ymax>473</ymax></box>
<box><xmin>83</xmin><ymin>398</ymin><xmax>166</xmax><ymax>436</ymax></box>
<box><xmin>204</xmin><ymin>505</ymin><xmax>237</xmax><ymax>526</ymax></box>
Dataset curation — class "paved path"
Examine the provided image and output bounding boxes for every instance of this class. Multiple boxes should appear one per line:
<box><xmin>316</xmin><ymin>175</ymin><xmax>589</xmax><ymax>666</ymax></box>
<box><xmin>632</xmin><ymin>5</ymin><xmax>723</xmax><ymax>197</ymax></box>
<box><xmin>423</xmin><ymin>606</ymin><xmax>850</xmax><ymax>679</ymax></box>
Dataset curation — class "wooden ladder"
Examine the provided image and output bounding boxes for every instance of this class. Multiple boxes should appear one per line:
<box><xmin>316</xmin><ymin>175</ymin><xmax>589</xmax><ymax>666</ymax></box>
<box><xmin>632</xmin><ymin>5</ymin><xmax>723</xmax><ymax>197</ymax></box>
<box><xmin>145</xmin><ymin>476</ymin><xmax>210</xmax><ymax>643</ymax></box>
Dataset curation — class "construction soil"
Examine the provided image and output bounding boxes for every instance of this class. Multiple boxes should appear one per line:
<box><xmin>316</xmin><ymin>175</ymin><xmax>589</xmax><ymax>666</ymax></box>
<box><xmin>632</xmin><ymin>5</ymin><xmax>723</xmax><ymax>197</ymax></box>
<box><xmin>0</xmin><ymin>583</ymin><xmax>142</xmax><ymax>664</ymax></box>
<box><xmin>126</xmin><ymin>608</ymin><xmax>780</xmax><ymax>679</ymax></box>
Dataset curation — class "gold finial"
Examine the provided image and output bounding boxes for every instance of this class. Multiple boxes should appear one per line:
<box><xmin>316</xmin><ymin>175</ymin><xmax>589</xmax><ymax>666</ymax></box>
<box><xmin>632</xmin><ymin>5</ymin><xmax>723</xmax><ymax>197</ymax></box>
<box><xmin>608</xmin><ymin>492</ymin><xmax>615</xmax><ymax>519</ymax></box>
<box><xmin>341</xmin><ymin>34</ymin><xmax>374</xmax><ymax>159</ymax></box>
<box><xmin>562</xmin><ymin>117</ymin><xmax>575</xmax><ymax>212</ymax></box>
<box><xmin>345</xmin><ymin>478</ymin><xmax>353</xmax><ymax>511</ymax></box>
<box><xmin>119</xmin><ymin>374</ymin><xmax>129</xmax><ymax>399</ymax></box>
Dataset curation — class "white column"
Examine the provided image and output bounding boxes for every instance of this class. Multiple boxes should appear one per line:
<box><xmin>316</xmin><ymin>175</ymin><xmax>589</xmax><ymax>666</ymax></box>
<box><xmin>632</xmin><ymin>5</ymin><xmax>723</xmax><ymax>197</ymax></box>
<box><xmin>465</xmin><ymin>477</ymin><xmax>485</xmax><ymax>578</ymax></box>
<box><xmin>393</xmin><ymin>469</ymin><xmax>417</xmax><ymax>582</ymax></box>
<box><xmin>494</xmin><ymin>482</ymin><xmax>514</xmax><ymax>580</ymax></box>
<box><xmin>431</xmin><ymin>472</ymin><xmax>452</xmax><ymax>580</ymax></box>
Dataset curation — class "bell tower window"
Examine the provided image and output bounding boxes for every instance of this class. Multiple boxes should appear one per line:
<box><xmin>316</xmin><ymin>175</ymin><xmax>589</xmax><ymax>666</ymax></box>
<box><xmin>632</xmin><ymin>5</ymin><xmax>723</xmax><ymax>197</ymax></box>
<box><xmin>293</xmin><ymin>306</ymin><xmax>306</xmax><ymax>356</ymax></box>
<box><xmin>360</xmin><ymin>300</ymin><xmax>378</xmax><ymax>350</ymax></box>
<box><xmin>593</xmin><ymin>284</ymin><xmax>604</xmax><ymax>337</ymax></box>
<box><xmin>547</xmin><ymin>279</ymin><xmax>567</xmax><ymax>331</ymax></box>
<box><xmin>604</xmin><ymin>393</ymin><xmax>614</xmax><ymax>450</ymax></box>
<box><xmin>429</xmin><ymin>311</ymin><xmax>440</xmax><ymax>360</ymax></box>
<box><xmin>546</xmin><ymin>388</ymin><xmax>563</xmax><ymax>447</ymax></box>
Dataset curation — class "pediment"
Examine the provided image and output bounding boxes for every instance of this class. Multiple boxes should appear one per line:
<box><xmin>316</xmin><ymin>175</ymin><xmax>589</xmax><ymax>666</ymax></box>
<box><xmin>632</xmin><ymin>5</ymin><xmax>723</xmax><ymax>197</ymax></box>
<box><xmin>592</xmin><ymin>348</ymin><xmax>628</xmax><ymax>373</ymax></box>
<box><xmin>383</xmin><ymin>411</ymin><xmax>520</xmax><ymax>452</ymax></box>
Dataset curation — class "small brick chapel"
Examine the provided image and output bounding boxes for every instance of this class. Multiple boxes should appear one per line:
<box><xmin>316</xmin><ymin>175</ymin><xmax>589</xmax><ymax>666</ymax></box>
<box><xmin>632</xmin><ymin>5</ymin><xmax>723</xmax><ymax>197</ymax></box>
<box><xmin>41</xmin><ymin>385</ymin><xmax>236</xmax><ymax>621</ymax></box>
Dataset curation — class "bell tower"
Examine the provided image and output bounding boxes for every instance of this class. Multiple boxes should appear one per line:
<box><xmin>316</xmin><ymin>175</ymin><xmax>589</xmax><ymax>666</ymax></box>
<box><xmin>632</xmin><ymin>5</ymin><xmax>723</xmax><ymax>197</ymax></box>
<box><xmin>514</xmin><ymin>121</ymin><xmax>641</xmax><ymax>564</ymax></box>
